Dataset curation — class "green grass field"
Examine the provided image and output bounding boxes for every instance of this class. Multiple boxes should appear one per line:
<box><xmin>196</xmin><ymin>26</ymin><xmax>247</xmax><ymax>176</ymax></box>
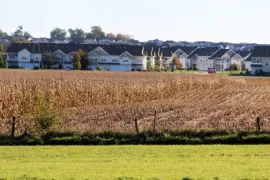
<box><xmin>0</xmin><ymin>146</ymin><xmax>269</xmax><ymax>180</ymax></box>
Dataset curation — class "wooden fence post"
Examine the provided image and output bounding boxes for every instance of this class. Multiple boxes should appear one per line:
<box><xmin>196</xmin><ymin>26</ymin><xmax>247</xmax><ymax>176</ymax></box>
<box><xmin>134</xmin><ymin>118</ymin><xmax>139</xmax><ymax>134</ymax></box>
<box><xmin>153</xmin><ymin>110</ymin><xmax>157</xmax><ymax>133</ymax></box>
<box><xmin>11</xmin><ymin>116</ymin><xmax>16</xmax><ymax>138</ymax></box>
<box><xmin>256</xmin><ymin>117</ymin><xmax>261</xmax><ymax>132</ymax></box>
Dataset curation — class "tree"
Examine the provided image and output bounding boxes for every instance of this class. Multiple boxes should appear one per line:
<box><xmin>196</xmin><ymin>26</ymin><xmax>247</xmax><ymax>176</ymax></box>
<box><xmin>68</xmin><ymin>29</ymin><xmax>86</xmax><ymax>43</ymax></box>
<box><xmin>40</xmin><ymin>61</ymin><xmax>44</xmax><ymax>69</ymax></box>
<box><xmin>10</xmin><ymin>26</ymin><xmax>30</xmax><ymax>43</ymax></box>
<box><xmin>78</xmin><ymin>49</ymin><xmax>89</xmax><ymax>70</ymax></box>
<box><xmin>147</xmin><ymin>61</ymin><xmax>152</xmax><ymax>71</ymax></box>
<box><xmin>106</xmin><ymin>33</ymin><xmax>116</xmax><ymax>39</ymax></box>
<box><xmin>23</xmin><ymin>32</ymin><xmax>32</xmax><ymax>39</ymax></box>
<box><xmin>50</xmin><ymin>28</ymin><xmax>67</xmax><ymax>40</ymax></box>
<box><xmin>155</xmin><ymin>55</ymin><xmax>162</xmax><ymax>70</ymax></box>
<box><xmin>42</xmin><ymin>52</ymin><xmax>57</xmax><ymax>67</ymax></box>
<box><xmin>0</xmin><ymin>55</ymin><xmax>7</xmax><ymax>68</ymax></box>
<box><xmin>0</xmin><ymin>44</ymin><xmax>3</xmax><ymax>53</ymax></box>
<box><xmin>72</xmin><ymin>52</ymin><xmax>81</xmax><ymax>70</ymax></box>
<box><xmin>0</xmin><ymin>30</ymin><xmax>8</xmax><ymax>39</ymax></box>
<box><xmin>96</xmin><ymin>64</ymin><xmax>101</xmax><ymax>71</ymax></box>
<box><xmin>58</xmin><ymin>64</ymin><xmax>63</xmax><ymax>69</ymax></box>
<box><xmin>116</xmin><ymin>33</ymin><xmax>132</xmax><ymax>40</ymax></box>
<box><xmin>86</xmin><ymin>26</ymin><xmax>105</xmax><ymax>39</ymax></box>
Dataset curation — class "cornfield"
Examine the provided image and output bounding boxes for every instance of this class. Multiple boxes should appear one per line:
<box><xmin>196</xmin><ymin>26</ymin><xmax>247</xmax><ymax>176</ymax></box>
<box><xmin>0</xmin><ymin>70</ymin><xmax>270</xmax><ymax>135</ymax></box>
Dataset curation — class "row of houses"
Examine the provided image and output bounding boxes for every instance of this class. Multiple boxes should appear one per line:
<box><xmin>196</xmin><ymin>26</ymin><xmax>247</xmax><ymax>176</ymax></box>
<box><xmin>3</xmin><ymin>43</ymin><xmax>253</xmax><ymax>71</ymax></box>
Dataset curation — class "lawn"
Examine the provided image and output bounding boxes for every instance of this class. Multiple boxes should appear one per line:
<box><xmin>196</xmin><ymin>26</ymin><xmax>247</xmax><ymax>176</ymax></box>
<box><xmin>0</xmin><ymin>146</ymin><xmax>269</xmax><ymax>180</ymax></box>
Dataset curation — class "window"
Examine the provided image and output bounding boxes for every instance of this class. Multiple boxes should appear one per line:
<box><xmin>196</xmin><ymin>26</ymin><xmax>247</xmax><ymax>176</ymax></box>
<box><xmin>101</xmin><ymin>59</ymin><xmax>106</xmax><ymax>62</ymax></box>
<box><xmin>266</xmin><ymin>61</ymin><xmax>269</xmax><ymax>67</ymax></box>
<box><xmin>257</xmin><ymin>59</ymin><xmax>260</xmax><ymax>63</ymax></box>
<box><xmin>123</xmin><ymin>60</ymin><xmax>128</xmax><ymax>62</ymax></box>
<box><xmin>22</xmin><ymin>56</ymin><xmax>27</xmax><ymax>60</ymax></box>
<box><xmin>112</xmin><ymin>59</ymin><xmax>118</xmax><ymax>62</ymax></box>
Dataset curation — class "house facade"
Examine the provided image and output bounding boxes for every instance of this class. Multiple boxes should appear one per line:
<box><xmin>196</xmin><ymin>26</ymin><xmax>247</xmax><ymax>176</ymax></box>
<box><xmin>188</xmin><ymin>47</ymin><xmax>221</xmax><ymax>70</ymax></box>
<box><xmin>250</xmin><ymin>46</ymin><xmax>270</xmax><ymax>74</ymax></box>
<box><xmin>208</xmin><ymin>49</ymin><xmax>238</xmax><ymax>71</ymax></box>
<box><xmin>5</xmin><ymin>43</ymin><xmax>146</xmax><ymax>71</ymax></box>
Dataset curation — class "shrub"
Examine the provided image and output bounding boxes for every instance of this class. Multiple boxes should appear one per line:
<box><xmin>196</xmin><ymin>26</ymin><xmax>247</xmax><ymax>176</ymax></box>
<box><xmin>96</xmin><ymin>65</ymin><xmax>101</xmax><ymax>71</ymax></box>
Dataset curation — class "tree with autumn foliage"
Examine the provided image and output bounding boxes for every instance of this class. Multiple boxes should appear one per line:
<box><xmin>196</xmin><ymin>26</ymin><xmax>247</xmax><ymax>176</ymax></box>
<box><xmin>116</xmin><ymin>33</ymin><xmax>132</xmax><ymax>40</ymax></box>
<box><xmin>106</xmin><ymin>33</ymin><xmax>116</xmax><ymax>39</ymax></box>
<box><xmin>154</xmin><ymin>55</ymin><xmax>162</xmax><ymax>71</ymax></box>
<box><xmin>72</xmin><ymin>52</ymin><xmax>81</xmax><ymax>70</ymax></box>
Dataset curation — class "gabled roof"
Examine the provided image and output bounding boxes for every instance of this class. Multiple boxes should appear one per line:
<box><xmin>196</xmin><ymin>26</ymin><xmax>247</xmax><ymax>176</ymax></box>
<box><xmin>209</xmin><ymin>49</ymin><xmax>235</xmax><ymax>59</ymax></box>
<box><xmin>6</xmin><ymin>43</ymin><xmax>144</xmax><ymax>56</ymax></box>
<box><xmin>252</xmin><ymin>46</ymin><xmax>270</xmax><ymax>57</ymax></box>
<box><xmin>102</xmin><ymin>45</ymin><xmax>143</xmax><ymax>56</ymax></box>
<box><xmin>161</xmin><ymin>48</ymin><xmax>173</xmax><ymax>57</ymax></box>
<box><xmin>171</xmin><ymin>46</ymin><xmax>198</xmax><ymax>55</ymax></box>
<box><xmin>236</xmin><ymin>51</ymin><xmax>251</xmax><ymax>58</ymax></box>
<box><xmin>188</xmin><ymin>47</ymin><xmax>220</xmax><ymax>58</ymax></box>
<box><xmin>143</xmin><ymin>46</ymin><xmax>153</xmax><ymax>56</ymax></box>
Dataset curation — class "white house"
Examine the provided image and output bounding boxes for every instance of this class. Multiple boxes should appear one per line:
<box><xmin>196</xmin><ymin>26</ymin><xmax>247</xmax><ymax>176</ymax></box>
<box><xmin>250</xmin><ymin>46</ymin><xmax>270</xmax><ymax>75</ymax></box>
<box><xmin>208</xmin><ymin>49</ymin><xmax>238</xmax><ymax>71</ymax></box>
<box><xmin>5</xmin><ymin>44</ymin><xmax>42</xmax><ymax>69</ymax></box>
<box><xmin>188</xmin><ymin>47</ymin><xmax>221</xmax><ymax>70</ymax></box>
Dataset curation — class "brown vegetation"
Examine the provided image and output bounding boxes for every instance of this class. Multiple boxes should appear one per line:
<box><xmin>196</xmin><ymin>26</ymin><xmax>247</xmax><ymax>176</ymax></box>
<box><xmin>0</xmin><ymin>70</ymin><xmax>270</xmax><ymax>135</ymax></box>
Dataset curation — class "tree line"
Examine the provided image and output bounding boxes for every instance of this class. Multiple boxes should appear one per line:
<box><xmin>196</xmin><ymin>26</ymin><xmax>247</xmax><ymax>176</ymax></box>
<box><xmin>0</xmin><ymin>26</ymin><xmax>133</xmax><ymax>44</ymax></box>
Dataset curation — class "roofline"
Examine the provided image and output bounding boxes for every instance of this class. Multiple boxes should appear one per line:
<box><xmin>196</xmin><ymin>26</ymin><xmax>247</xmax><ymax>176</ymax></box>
<box><xmin>120</xmin><ymin>51</ymin><xmax>133</xmax><ymax>57</ymax></box>
<box><xmin>52</xmin><ymin>49</ymin><xmax>66</xmax><ymax>55</ymax></box>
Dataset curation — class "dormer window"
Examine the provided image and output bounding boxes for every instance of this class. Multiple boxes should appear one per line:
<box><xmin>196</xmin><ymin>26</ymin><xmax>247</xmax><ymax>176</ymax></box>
<box><xmin>22</xmin><ymin>56</ymin><xmax>27</xmax><ymax>60</ymax></box>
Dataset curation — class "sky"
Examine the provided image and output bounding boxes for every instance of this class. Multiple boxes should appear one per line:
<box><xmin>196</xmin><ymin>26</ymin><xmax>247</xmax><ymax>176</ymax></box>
<box><xmin>1</xmin><ymin>0</ymin><xmax>270</xmax><ymax>43</ymax></box>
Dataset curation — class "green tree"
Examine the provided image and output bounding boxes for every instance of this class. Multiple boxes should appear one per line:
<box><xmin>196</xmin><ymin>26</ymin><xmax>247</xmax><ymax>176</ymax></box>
<box><xmin>86</xmin><ymin>26</ymin><xmax>105</xmax><ymax>39</ymax></box>
<box><xmin>68</xmin><ymin>29</ymin><xmax>86</xmax><ymax>43</ymax></box>
<box><xmin>0</xmin><ymin>44</ymin><xmax>3</xmax><ymax>53</ymax></box>
<box><xmin>40</xmin><ymin>61</ymin><xmax>44</xmax><ymax>69</ymax></box>
<box><xmin>72</xmin><ymin>52</ymin><xmax>81</xmax><ymax>70</ymax></box>
<box><xmin>146</xmin><ymin>61</ymin><xmax>153</xmax><ymax>71</ymax></box>
<box><xmin>11</xmin><ymin>26</ymin><xmax>30</xmax><ymax>43</ymax></box>
<box><xmin>96</xmin><ymin>64</ymin><xmax>101</xmax><ymax>71</ymax></box>
<box><xmin>0</xmin><ymin>30</ymin><xmax>8</xmax><ymax>39</ymax></box>
<box><xmin>50</xmin><ymin>28</ymin><xmax>67</xmax><ymax>40</ymax></box>
<box><xmin>23</xmin><ymin>32</ymin><xmax>32</xmax><ymax>39</ymax></box>
<box><xmin>42</xmin><ymin>52</ymin><xmax>57</xmax><ymax>68</ymax></box>
<box><xmin>0</xmin><ymin>55</ymin><xmax>7</xmax><ymax>68</ymax></box>
<box><xmin>78</xmin><ymin>50</ymin><xmax>89</xmax><ymax>70</ymax></box>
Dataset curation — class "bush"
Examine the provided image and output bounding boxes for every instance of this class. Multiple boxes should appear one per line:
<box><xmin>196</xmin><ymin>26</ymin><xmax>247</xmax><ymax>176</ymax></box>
<box><xmin>96</xmin><ymin>65</ymin><xmax>101</xmax><ymax>71</ymax></box>
<box><xmin>58</xmin><ymin>64</ymin><xmax>63</xmax><ymax>69</ymax></box>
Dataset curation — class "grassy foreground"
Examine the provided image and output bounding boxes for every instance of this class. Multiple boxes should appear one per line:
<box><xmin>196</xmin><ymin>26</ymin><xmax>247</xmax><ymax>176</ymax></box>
<box><xmin>0</xmin><ymin>146</ymin><xmax>269</xmax><ymax>180</ymax></box>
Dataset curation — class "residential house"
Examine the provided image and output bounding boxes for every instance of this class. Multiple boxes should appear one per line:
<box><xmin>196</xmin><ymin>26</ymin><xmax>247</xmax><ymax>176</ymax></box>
<box><xmin>188</xmin><ymin>47</ymin><xmax>221</xmax><ymax>70</ymax></box>
<box><xmin>250</xmin><ymin>46</ymin><xmax>270</xmax><ymax>74</ymax></box>
<box><xmin>208</xmin><ymin>49</ymin><xmax>237</xmax><ymax>71</ymax></box>
<box><xmin>87</xmin><ymin>45</ymin><xmax>146</xmax><ymax>71</ymax></box>
<box><xmin>236</xmin><ymin>51</ymin><xmax>252</xmax><ymax>70</ymax></box>
<box><xmin>171</xmin><ymin>46</ymin><xmax>198</xmax><ymax>69</ymax></box>
<box><xmin>5</xmin><ymin>44</ymin><xmax>42</xmax><ymax>69</ymax></box>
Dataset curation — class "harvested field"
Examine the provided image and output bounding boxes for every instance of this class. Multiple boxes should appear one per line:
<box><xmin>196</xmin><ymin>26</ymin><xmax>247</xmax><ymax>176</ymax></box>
<box><xmin>0</xmin><ymin>70</ymin><xmax>270</xmax><ymax>135</ymax></box>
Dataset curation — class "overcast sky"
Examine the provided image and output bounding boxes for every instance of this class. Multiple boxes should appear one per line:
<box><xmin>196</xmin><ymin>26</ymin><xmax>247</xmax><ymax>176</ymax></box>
<box><xmin>1</xmin><ymin>0</ymin><xmax>269</xmax><ymax>43</ymax></box>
